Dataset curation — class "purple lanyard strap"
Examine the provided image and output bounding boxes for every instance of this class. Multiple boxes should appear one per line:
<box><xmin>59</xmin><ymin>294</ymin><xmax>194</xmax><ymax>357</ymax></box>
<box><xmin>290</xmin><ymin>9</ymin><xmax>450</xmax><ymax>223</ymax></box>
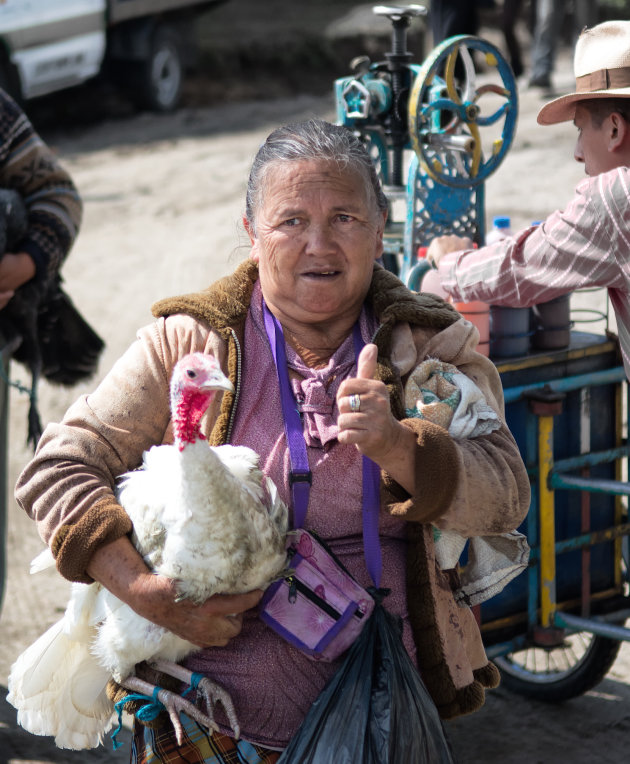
<box><xmin>263</xmin><ymin>300</ymin><xmax>382</xmax><ymax>589</ymax></box>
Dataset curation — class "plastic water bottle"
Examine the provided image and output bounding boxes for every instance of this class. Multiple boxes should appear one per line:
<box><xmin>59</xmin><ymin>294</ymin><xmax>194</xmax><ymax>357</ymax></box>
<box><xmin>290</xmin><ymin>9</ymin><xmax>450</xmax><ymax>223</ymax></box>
<box><xmin>485</xmin><ymin>215</ymin><xmax>513</xmax><ymax>244</ymax></box>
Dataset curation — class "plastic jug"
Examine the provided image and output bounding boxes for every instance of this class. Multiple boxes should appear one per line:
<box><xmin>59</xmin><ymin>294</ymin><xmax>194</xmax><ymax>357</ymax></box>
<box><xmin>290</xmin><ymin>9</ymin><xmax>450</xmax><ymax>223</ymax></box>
<box><xmin>414</xmin><ymin>246</ymin><xmax>490</xmax><ymax>357</ymax></box>
<box><xmin>448</xmin><ymin>229</ymin><xmax>494</xmax><ymax>357</ymax></box>
<box><xmin>453</xmin><ymin>298</ymin><xmax>490</xmax><ymax>357</ymax></box>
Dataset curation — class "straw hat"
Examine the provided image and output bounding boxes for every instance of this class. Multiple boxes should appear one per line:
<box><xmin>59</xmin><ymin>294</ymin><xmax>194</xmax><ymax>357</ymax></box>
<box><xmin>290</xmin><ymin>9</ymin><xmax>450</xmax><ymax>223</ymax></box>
<box><xmin>538</xmin><ymin>20</ymin><xmax>630</xmax><ymax>125</ymax></box>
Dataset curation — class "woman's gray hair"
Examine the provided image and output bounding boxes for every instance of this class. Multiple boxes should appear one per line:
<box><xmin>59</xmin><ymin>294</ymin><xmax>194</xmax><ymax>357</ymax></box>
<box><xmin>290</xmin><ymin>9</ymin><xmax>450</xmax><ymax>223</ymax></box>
<box><xmin>245</xmin><ymin>119</ymin><xmax>388</xmax><ymax>231</ymax></box>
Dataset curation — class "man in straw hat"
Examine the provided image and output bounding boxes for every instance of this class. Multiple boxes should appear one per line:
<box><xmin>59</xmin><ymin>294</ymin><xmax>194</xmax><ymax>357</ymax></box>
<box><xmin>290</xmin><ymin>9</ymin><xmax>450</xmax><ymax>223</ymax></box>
<box><xmin>427</xmin><ymin>20</ymin><xmax>630</xmax><ymax>379</ymax></box>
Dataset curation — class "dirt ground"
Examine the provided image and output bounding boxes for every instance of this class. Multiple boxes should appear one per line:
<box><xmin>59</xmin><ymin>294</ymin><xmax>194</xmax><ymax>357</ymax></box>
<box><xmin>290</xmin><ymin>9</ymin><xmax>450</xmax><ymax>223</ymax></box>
<box><xmin>1</xmin><ymin>4</ymin><xmax>629</xmax><ymax>763</ymax></box>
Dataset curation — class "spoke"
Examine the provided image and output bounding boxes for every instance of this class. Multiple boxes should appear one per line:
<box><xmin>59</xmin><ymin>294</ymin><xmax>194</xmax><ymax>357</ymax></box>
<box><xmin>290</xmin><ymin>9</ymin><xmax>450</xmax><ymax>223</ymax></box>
<box><xmin>499</xmin><ymin>631</ymin><xmax>597</xmax><ymax>683</ymax></box>
<box><xmin>444</xmin><ymin>49</ymin><xmax>461</xmax><ymax>104</ymax></box>
<box><xmin>565</xmin><ymin>645</ymin><xmax>582</xmax><ymax>664</ymax></box>
<box><xmin>459</xmin><ymin>46</ymin><xmax>477</xmax><ymax>102</ymax></box>
<box><xmin>474</xmin><ymin>85</ymin><xmax>512</xmax><ymax>127</ymax></box>
<box><xmin>468</xmin><ymin>123</ymin><xmax>481</xmax><ymax>177</ymax></box>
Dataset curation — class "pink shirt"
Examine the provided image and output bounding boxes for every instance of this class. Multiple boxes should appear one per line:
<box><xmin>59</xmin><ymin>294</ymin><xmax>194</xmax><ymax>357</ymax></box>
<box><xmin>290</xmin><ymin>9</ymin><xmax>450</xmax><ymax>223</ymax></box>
<box><xmin>438</xmin><ymin>167</ymin><xmax>630</xmax><ymax>378</ymax></box>
<box><xmin>183</xmin><ymin>282</ymin><xmax>414</xmax><ymax>750</ymax></box>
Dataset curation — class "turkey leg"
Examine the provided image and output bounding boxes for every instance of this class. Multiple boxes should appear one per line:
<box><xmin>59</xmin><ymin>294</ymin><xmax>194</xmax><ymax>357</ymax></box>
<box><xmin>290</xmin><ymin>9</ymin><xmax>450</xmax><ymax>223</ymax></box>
<box><xmin>121</xmin><ymin>663</ymin><xmax>239</xmax><ymax>747</ymax></box>
<box><xmin>148</xmin><ymin>659</ymin><xmax>240</xmax><ymax>739</ymax></box>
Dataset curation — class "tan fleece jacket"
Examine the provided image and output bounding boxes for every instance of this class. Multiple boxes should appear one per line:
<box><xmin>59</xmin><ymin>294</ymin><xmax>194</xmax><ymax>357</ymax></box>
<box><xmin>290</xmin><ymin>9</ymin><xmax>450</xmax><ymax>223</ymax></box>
<box><xmin>15</xmin><ymin>260</ymin><xmax>530</xmax><ymax>718</ymax></box>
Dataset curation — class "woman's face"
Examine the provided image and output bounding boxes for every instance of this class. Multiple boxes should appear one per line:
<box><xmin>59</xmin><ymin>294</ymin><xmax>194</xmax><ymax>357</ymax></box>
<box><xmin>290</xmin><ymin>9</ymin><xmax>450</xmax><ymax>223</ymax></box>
<box><xmin>247</xmin><ymin>159</ymin><xmax>386</xmax><ymax>331</ymax></box>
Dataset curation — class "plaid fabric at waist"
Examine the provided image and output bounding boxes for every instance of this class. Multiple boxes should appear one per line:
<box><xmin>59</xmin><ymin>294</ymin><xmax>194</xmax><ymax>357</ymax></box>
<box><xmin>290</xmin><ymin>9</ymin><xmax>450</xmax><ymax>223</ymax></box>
<box><xmin>132</xmin><ymin>716</ymin><xmax>282</xmax><ymax>764</ymax></box>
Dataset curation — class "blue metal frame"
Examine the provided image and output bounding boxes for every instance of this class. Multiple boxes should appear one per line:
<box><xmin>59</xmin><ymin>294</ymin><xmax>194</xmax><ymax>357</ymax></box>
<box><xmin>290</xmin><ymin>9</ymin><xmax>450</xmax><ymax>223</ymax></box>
<box><xmin>333</xmin><ymin>8</ymin><xmax>630</xmax><ymax>679</ymax></box>
<box><xmin>485</xmin><ymin>348</ymin><xmax>630</xmax><ymax>656</ymax></box>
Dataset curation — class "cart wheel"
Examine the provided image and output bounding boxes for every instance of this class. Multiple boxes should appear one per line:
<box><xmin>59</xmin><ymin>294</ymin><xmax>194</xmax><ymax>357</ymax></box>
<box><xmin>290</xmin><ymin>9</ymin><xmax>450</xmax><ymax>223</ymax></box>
<box><xmin>407</xmin><ymin>35</ymin><xmax>518</xmax><ymax>188</ymax></box>
<box><xmin>494</xmin><ymin>632</ymin><xmax>621</xmax><ymax>702</ymax></box>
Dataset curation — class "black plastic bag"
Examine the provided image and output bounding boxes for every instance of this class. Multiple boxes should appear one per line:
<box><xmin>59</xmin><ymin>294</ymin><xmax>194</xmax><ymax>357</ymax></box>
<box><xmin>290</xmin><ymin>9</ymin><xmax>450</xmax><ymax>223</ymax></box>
<box><xmin>278</xmin><ymin>598</ymin><xmax>456</xmax><ymax>763</ymax></box>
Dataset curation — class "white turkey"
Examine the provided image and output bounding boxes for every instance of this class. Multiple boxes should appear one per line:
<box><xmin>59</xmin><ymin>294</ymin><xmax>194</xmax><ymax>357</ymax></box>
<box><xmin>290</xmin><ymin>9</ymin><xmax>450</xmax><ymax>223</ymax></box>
<box><xmin>8</xmin><ymin>352</ymin><xmax>289</xmax><ymax>750</ymax></box>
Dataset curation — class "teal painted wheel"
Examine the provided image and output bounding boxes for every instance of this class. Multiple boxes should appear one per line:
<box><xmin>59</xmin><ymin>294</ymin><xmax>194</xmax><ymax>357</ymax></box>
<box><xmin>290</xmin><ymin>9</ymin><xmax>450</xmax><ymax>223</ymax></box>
<box><xmin>408</xmin><ymin>35</ymin><xmax>518</xmax><ymax>188</ymax></box>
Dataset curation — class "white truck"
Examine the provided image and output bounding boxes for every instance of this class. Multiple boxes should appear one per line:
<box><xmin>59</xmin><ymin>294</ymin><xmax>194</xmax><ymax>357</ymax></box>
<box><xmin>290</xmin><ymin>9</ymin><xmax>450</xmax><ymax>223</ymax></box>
<box><xmin>0</xmin><ymin>0</ymin><xmax>226</xmax><ymax>112</ymax></box>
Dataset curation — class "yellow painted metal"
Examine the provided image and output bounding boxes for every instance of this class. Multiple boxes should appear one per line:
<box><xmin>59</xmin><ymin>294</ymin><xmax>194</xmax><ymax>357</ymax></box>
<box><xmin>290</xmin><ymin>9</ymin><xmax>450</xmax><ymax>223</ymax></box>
<box><xmin>445</xmin><ymin>49</ymin><xmax>460</xmax><ymax>103</ymax></box>
<box><xmin>538</xmin><ymin>414</ymin><xmax>557</xmax><ymax>627</ymax></box>
<box><xmin>469</xmin><ymin>122</ymin><xmax>482</xmax><ymax>177</ymax></box>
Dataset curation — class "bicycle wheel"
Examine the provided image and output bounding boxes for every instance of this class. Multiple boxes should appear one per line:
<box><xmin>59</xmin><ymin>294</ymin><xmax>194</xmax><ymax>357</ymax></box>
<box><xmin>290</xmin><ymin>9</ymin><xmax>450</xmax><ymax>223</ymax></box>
<box><xmin>494</xmin><ymin>632</ymin><xmax>621</xmax><ymax>702</ymax></box>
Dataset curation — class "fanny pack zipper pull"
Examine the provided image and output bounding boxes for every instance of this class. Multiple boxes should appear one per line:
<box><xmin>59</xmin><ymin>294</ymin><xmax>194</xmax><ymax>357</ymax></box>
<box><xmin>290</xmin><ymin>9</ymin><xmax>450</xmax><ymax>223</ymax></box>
<box><xmin>287</xmin><ymin>575</ymin><xmax>298</xmax><ymax>603</ymax></box>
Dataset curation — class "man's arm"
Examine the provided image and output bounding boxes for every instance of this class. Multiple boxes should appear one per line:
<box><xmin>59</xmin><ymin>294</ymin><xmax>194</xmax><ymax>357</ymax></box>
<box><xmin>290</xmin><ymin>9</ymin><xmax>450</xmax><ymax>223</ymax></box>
<box><xmin>0</xmin><ymin>89</ymin><xmax>82</xmax><ymax>289</ymax></box>
<box><xmin>427</xmin><ymin>170</ymin><xmax>628</xmax><ymax>308</ymax></box>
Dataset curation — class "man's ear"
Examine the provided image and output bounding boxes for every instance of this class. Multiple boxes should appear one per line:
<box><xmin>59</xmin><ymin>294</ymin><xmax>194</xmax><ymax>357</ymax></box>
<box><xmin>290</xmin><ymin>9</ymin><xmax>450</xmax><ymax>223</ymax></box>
<box><xmin>609</xmin><ymin>112</ymin><xmax>628</xmax><ymax>150</ymax></box>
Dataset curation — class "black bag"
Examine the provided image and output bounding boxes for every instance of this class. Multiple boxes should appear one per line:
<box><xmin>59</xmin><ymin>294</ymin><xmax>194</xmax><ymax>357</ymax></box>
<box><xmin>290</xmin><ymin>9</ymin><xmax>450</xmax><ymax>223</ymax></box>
<box><xmin>277</xmin><ymin>596</ymin><xmax>456</xmax><ymax>764</ymax></box>
<box><xmin>36</xmin><ymin>276</ymin><xmax>105</xmax><ymax>386</ymax></box>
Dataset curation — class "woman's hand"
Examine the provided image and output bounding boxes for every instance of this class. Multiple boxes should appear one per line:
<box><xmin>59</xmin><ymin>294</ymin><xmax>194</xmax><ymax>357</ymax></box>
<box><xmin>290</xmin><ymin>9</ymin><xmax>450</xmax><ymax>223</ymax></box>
<box><xmin>130</xmin><ymin>573</ymin><xmax>262</xmax><ymax>648</ymax></box>
<box><xmin>87</xmin><ymin>536</ymin><xmax>263</xmax><ymax>649</ymax></box>
<box><xmin>337</xmin><ymin>343</ymin><xmax>416</xmax><ymax>495</ymax></box>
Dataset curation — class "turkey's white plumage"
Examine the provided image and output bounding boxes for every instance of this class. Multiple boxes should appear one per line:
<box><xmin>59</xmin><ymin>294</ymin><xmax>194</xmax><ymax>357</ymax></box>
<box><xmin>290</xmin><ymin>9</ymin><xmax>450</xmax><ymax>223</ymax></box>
<box><xmin>8</xmin><ymin>353</ymin><xmax>289</xmax><ymax>750</ymax></box>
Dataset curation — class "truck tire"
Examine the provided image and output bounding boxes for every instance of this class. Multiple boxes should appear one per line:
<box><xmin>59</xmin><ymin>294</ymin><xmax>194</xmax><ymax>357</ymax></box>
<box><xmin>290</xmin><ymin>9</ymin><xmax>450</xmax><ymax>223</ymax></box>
<box><xmin>0</xmin><ymin>53</ymin><xmax>22</xmax><ymax>103</ymax></box>
<box><xmin>132</xmin><ymin>25</ymin><xmax>183</xmax><ymax>112</ymax></box>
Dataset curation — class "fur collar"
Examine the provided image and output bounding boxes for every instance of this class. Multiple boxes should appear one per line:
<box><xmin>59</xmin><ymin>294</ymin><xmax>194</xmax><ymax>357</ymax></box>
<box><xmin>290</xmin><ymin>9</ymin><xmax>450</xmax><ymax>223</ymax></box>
<box><xmin>152</xmin><ymin>259</ymin><xmax>461</xmax><ymax>422</ymax></box>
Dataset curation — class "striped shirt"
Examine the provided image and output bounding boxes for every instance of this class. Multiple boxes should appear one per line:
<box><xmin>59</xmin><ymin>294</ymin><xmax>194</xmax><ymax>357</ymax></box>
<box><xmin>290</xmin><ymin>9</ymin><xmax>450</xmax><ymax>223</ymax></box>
<box><xmin>438</xmin><ymin>166</ymin><xmax>630</xmax><ymax>378</ymax></box>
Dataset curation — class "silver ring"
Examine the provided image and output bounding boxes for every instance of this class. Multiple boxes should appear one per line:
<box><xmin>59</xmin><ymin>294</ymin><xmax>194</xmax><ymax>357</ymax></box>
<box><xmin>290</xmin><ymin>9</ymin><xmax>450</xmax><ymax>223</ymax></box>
<box><xmin>348</xmin><ymin>393</ymin><xmax>361</xmax><ymax>413</ymax></box>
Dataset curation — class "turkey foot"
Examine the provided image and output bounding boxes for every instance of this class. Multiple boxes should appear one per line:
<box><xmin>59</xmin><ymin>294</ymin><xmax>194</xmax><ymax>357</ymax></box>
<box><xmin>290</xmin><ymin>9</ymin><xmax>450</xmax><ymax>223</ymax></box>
<box><xmin>121</xmin><ymin>674</ymin><xmax>217</xmax><ymax>746</ymax></box>
<box><xmin>149</xmin><ymin>659</ymin><xmax>241</xmax><ymax>740</ymax></box>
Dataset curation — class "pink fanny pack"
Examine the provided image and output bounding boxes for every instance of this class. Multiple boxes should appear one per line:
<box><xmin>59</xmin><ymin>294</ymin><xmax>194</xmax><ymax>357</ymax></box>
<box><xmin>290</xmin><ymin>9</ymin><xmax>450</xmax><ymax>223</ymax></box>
<box><xmin>260</xmin><ymin>528</ymin><xmax>375</xmax><ymax>661</ymax></box>
<box><xmin>259</xmin><ymin>303</ymin><xmax>381</xmax><ymax>662</ymax></box>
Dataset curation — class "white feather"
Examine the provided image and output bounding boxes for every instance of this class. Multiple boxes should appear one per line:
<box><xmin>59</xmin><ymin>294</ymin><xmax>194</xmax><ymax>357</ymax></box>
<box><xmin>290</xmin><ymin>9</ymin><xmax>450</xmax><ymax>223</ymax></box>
<box><xmin>29</xmin><ymin>547</ymin><xmax>55</xmax><ymax>574</ymax></box>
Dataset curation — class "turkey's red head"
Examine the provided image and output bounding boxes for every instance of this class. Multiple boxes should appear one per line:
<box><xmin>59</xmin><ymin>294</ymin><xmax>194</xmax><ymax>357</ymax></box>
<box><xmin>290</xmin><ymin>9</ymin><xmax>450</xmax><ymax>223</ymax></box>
<box><xmin>170</xmin><ymin>353</ymin><xmax>233</xmax><ymax>449</ymax></box>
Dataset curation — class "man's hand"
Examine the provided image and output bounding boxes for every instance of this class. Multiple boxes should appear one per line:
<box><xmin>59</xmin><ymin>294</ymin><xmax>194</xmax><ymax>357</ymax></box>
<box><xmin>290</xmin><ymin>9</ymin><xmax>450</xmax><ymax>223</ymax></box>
<box><xmin>426</xmin><ymin>235</ymin><xmax>473</xmax><ymax>268</ymax></box>
<box><xmin>0</xmin><ymin>252</ymin><xmax>36</xmax><ymax>309</ymax></box>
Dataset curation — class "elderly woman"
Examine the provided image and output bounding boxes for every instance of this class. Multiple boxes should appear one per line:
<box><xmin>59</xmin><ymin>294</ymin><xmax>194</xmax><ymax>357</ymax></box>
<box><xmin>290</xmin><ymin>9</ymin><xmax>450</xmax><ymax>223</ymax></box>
<box><xmin>14</xmin><ymin>119</ymin><xmax>530</xmax><ymax>762</ymax></box>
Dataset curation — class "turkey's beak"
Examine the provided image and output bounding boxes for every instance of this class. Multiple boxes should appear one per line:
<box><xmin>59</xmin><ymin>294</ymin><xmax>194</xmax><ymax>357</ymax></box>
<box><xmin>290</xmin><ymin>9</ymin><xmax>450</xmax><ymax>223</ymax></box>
<box><xmin>203</xmin><ymin>372</ymin><xmax>234</xmax><ymax>394</ymax></box>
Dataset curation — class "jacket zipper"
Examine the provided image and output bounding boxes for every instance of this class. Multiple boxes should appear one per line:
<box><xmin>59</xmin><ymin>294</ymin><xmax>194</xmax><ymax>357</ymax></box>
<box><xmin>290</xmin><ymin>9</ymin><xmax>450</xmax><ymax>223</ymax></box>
<box><xmin>225</xmin><ymin>327</ymin><xmax>242</xmax><ymax>443</ymax></box>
